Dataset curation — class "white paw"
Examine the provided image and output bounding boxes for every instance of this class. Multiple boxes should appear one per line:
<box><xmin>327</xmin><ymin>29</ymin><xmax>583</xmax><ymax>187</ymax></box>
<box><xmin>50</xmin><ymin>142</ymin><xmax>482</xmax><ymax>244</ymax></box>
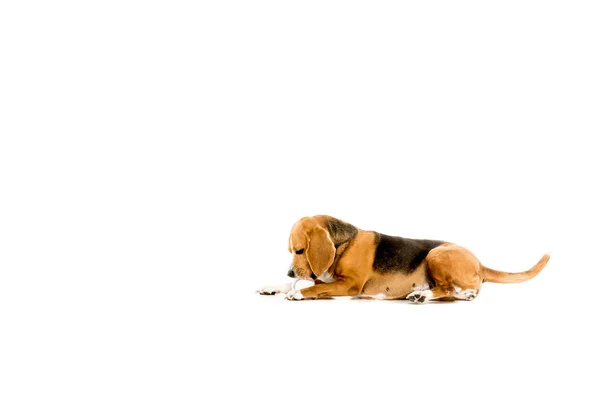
<box><xmin>256</xmin><ymin>286</ymin><xmax>281</xmax><ymax>295</ymax></box>
<box><xmin>406</xmin><ymin>290</ymin><xmax>432</xmax><ymax>304</ymax></box>
<box><xmin>256</xmin><ymin>283</ymin><xmax>291</xmax><ymax>295</ymax></box>
<box><xmin>285</xmin><ymin>289</ymin><xmax>305</xmax><ymax>301</ymax></box>
<box><xmin>455</xmin><ymin>288</ymin><xmax>478</xmax><ymax>301</ymax></box>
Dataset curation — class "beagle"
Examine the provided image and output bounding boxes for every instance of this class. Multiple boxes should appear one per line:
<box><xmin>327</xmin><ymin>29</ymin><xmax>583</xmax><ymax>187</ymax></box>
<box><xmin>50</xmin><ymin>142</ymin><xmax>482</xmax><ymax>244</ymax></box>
<box><xmin>257</xmin><ymin>215</ymin><xmax>549</xmax><ymax>303</ymax></box>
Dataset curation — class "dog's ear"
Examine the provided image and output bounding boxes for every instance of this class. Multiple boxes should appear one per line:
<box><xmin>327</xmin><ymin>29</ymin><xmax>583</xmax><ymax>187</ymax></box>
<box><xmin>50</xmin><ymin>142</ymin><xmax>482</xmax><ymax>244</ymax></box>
<box><xmin>306</xmin><ymin>226</ymin><xmax>335</xmax><ymax>277</ymax></box>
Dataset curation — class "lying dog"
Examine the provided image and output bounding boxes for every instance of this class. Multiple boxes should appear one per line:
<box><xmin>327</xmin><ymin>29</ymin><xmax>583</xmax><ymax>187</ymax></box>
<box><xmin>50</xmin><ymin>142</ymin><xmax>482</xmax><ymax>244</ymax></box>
<box><xmin>258</xmin><ymin>215</ymin><xmax>549</xmax><ymax>303</ymax></box>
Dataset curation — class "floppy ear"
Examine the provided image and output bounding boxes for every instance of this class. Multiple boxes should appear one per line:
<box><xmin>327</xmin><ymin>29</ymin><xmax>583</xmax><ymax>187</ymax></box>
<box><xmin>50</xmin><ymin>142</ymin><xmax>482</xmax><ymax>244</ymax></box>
<box><xmin>306</xmin><ymin>226</ymin><xmax>335</xmax><ymax>277</ymax></box>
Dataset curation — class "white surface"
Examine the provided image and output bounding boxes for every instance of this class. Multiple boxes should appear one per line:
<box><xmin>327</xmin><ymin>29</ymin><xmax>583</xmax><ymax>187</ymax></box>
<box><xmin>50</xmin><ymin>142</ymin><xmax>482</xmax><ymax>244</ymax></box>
<box><xmin>1</xmin><ymin>1</ymin><xmax>599</xmax><ymax>400</ymax></box>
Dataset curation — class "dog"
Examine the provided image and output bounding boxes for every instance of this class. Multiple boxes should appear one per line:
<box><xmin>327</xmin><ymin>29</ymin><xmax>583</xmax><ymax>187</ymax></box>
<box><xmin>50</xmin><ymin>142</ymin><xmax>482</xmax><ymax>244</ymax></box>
<box><xmin>257</xmin><ymin>215</ymin><xmax>549</xmax><ymax>303</ymax></box>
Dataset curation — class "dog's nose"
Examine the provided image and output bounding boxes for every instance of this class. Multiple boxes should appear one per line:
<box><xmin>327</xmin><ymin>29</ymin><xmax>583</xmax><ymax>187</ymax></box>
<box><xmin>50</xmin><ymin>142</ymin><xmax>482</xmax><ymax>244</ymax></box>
<box><xmin>287</xmin><ymin>269</ymin><xmax>296</xmax><ymax>278</ymax></box>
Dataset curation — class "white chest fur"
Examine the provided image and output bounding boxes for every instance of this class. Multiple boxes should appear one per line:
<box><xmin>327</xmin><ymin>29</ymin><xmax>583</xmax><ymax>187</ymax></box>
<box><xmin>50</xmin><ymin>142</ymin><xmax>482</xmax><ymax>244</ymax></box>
<box><xmin>318</xmin><ymin>270</ymin><xmax>335</xmax><ymax>283</ymax></box>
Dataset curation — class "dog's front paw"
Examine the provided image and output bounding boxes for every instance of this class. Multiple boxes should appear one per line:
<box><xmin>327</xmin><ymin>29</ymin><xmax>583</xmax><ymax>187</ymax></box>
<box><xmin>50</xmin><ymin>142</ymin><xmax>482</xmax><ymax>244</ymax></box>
<box><xmin>256</xmin><ymin>283</ymin><xmax>293</xmax><ymax>295</ymax></box>
<box><xmin>285</xmin><ymin>289</ymin><xmax>305</xmax><ymax>301</ymax></box>
<box><xmin>256</xmin><ymin>285</ymin><xmax>284</xmax><ymax>295</ymax></box>
<box><xmin>407</xmin><ymin>290</ymin><xmax>432</xmax><ymax>304</ymax></box>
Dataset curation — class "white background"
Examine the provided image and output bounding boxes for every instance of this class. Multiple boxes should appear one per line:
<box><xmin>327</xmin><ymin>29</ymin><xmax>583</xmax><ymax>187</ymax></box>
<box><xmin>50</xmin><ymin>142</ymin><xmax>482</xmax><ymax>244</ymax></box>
<box><xmin>1</xmin><ymin>1</ymin><xmax>599</xmax><ymax>399</ymax></box>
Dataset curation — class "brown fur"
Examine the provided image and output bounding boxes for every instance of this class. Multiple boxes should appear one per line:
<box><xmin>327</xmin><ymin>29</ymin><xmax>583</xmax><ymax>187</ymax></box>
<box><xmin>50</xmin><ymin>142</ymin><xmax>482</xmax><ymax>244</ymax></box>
<box><xmin>273</xmin><ymin>215</ymin><xmax>550</xmax><ymax>302</ymax></box>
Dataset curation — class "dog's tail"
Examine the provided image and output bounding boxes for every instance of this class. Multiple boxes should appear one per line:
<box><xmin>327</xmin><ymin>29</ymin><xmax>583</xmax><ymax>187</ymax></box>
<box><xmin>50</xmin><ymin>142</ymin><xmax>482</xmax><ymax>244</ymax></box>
<box><xmin>481</xmin><ymin>254</ymin><xmax>550</xmax><ymax>283</ymax></box>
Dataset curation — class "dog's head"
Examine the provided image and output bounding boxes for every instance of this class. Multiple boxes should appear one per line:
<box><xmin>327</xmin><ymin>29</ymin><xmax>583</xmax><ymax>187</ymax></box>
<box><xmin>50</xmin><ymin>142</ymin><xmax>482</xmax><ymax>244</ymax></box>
<box><xmin>287</xmin><ymin>217</ymin><xmax>335</xmax><ymax>280</ymax></box>
<box><xmin>287</xmin><ymin>216</ymin><xmax>358</xmax><ymax>279</ymax></box>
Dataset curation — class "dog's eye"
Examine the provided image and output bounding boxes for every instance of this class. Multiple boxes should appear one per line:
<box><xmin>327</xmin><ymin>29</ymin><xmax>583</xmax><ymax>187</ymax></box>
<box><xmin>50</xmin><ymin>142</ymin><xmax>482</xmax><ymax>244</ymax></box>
<box><xmin>295</xmin><ymin>249</ymin><xmax>304</xmax><ymax>255</ymax></box>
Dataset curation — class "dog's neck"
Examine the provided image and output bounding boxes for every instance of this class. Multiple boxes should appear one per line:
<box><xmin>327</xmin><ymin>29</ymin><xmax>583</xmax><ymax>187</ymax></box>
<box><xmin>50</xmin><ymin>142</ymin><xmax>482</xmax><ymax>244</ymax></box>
<box><xmin>331</xmin><ymin>240</ymin><xmax>351</xmax><ymax>269</ymax></box>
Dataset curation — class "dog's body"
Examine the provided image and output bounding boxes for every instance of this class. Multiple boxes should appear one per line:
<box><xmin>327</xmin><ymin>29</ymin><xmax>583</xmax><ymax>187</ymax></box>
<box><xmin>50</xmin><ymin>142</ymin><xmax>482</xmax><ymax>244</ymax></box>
<box><xmin>258</xmin><ymin>215</ymin><xmax>549</xmax><ymax>303</ymax></box>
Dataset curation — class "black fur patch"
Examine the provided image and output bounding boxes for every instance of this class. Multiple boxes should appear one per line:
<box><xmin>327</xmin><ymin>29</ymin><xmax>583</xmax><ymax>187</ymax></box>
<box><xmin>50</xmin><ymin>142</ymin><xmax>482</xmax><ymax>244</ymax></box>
<box><xmin>373</xmin><ymin>233</ymin><xmax>443</xmax><ymax>274</ymax></box>
<box><xmin>324</xmin><ymin>217</ymin><xmax>358</xmax><ymax>247</ymax></box>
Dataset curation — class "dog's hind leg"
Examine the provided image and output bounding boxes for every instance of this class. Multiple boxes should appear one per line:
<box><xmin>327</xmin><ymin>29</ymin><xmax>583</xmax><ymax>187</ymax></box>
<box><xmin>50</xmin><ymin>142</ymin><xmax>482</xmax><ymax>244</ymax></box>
<box><xmin>415</xmin><ymin>244</ymin><xmax>483</xmax><ymax>303</ymax></box>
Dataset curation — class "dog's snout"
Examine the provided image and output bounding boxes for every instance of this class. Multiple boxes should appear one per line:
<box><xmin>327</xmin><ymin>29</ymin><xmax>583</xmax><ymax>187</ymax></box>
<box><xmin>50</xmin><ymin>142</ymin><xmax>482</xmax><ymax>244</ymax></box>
<box><xmin>287</xmin><ymin>269</ymin><xmax>296</xmax><ymax>278</ymax></box>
